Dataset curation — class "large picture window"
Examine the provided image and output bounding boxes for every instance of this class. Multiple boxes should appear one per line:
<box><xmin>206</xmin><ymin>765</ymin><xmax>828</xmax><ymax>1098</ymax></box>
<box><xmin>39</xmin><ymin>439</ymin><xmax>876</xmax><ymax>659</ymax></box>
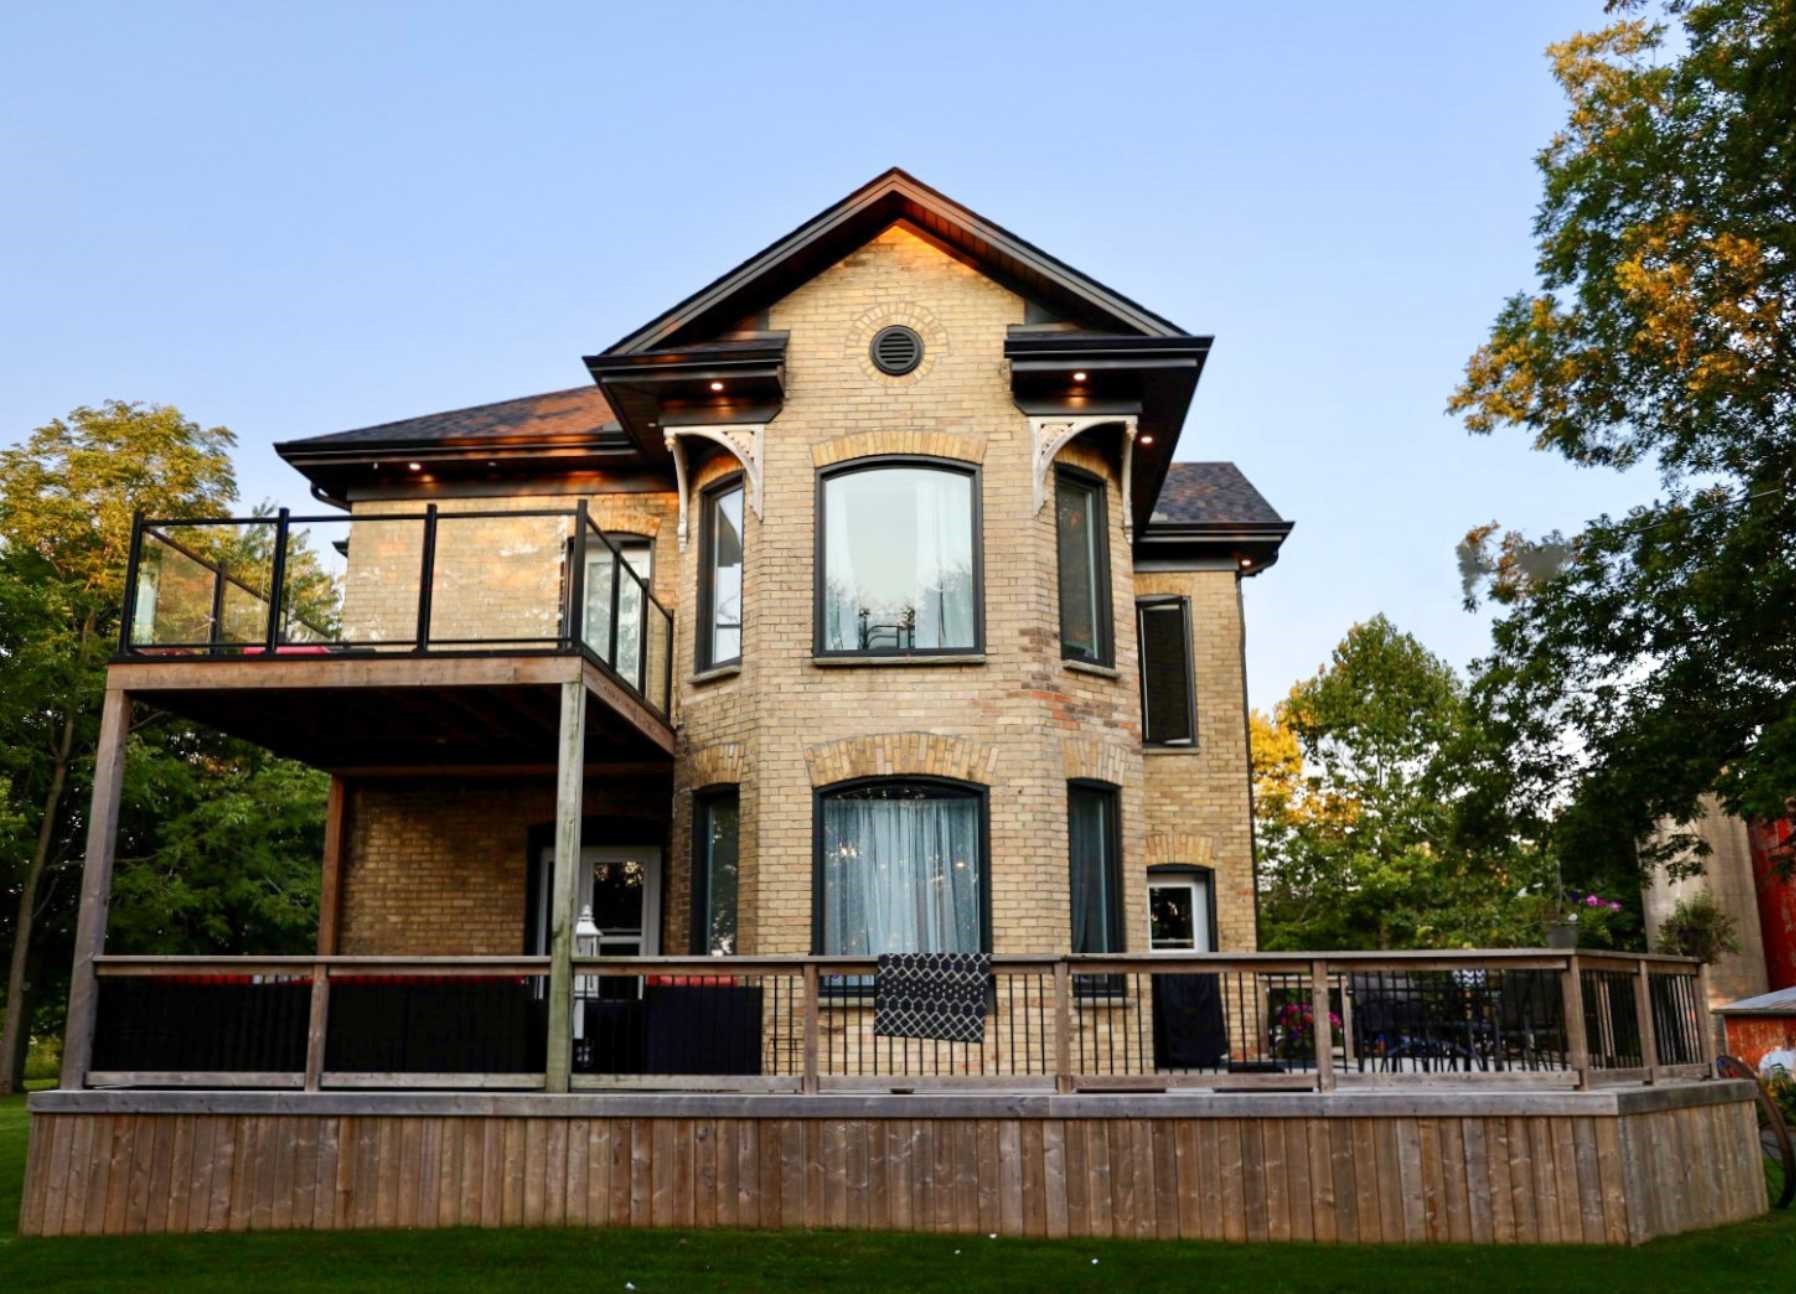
<box><xmin>815</xmin><ymin>780</ymin><xmax>986</xmax><ymax>956</ymax></box>
<box><xmin>698</xmin><ymin>479</ymin><xmax>744</xmax><ymax>670</ymax></box>
<box><xmin>1068</xmin><ymin>782</ymin><xmax>1124</xmax><ymax>955</ymax></box>
<box><xmin>1137</xmin><ymin>597</ymin><xmax>1196</xmax><ymax>745</ymax></box>
<box><xmin>1056</xmin><ymin>468</ymin><xmax>1112</xmax><ymax>666</ymax></box>
<box><xmin>817</xmin><ymin>461</ymin><xmax>980</xmax><ymax>655</ymax></box>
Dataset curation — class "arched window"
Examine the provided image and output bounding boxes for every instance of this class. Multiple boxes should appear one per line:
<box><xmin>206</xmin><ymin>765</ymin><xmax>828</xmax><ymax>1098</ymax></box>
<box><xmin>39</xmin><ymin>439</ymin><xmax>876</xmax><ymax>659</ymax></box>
<box><xmin>815</xmin><ymin>459</ymin><xmax>982</xmax><ymax>656</ymax></box>
<box><xmin>813</xmin><ymin>779</ymin><xmax>988</xmax><ymax>956</ymax></box>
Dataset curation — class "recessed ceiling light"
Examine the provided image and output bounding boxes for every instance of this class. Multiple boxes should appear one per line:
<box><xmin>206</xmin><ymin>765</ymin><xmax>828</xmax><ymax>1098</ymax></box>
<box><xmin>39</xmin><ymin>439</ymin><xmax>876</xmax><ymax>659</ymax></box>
<box><xmin>1139</xmin><ymin>435</ymin><xmax>1155</xmax><ymax>445</ymax></box>
<box><xmin>709</xmin><ymin>380</ymin><xmax>725</xmax><ymax>392</ymax></box>
<box><xmin>1072</xmin><ymin>371</ymin><xmax>1087</xmax><ymax>382</ymax></box>
<box><xmin>487</xmin><ymin>460</ymin><xmax>498</xmax><ymax>468</ymax></box>
<box><xmin>407</xmin><ymin>462</ymin><xmax>422</xmax><ymax>471</ymax></box>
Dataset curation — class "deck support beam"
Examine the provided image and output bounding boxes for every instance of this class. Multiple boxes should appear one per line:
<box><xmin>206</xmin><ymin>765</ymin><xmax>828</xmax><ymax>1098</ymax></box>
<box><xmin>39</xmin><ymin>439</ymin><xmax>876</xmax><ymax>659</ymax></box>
<box><xmin>59</xmin><ymin>687</ymin><xmax>131</xmax><ymax>1090</ymax></box>
<box><xmin>545</xmin><ymin>681</ymin><xmax>587</xmax><ymax>1093</ymax></box>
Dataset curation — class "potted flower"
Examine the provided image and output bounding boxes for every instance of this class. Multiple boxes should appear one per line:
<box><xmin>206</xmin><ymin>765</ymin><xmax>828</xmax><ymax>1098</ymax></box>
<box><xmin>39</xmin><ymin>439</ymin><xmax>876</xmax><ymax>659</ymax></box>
<box><xmin>1546</xmin><ymin>891</ymin><xmax>1626</xmax><ymax>949</ymax></box>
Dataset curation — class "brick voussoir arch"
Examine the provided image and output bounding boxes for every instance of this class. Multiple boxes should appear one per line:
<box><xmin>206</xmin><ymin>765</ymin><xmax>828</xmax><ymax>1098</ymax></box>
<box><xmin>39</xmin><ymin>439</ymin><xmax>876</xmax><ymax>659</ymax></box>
<box><xmin>685</xmin><ymin>742</ymin><xmax>747</xmax><ymax>789</ymax></box>
<box><xmin>804</xmin><ymin>732</ymin><xmax>1000</xmax><ymax>789</ymax></box>
<box><xmin>1059</xmin><ymin>738</ymin><xmax>1133</xmax><ymax>788</ymax></box>
<box><xmin>810</xmin><ymin>430</ymin><xmax>987</xmax><ymax>469</ymax></box>
<box><xmin>1146</xmin><ymin>832</ymin><xmax>1217</xmax><ymax>867</ymax></box>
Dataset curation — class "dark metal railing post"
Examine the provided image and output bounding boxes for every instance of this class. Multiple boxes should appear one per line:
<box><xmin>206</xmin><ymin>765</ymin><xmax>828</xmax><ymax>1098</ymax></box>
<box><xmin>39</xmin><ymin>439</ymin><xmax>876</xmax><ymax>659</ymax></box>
<box><xmin>569</xmin><ymin>501</ymin><xmax>589</xmax><ymax>650</ymax></box>
<box><xmin>207</xmin><ymin>553</ymin><xmax>228</xmax><ymax>656</ymax></box>
<box><xmin>416</xmin><ymin>504</ymin><xmax>439</xmax><ymax>652</ymax></box>
<box><xmin>607</xmin><ymin>526</ymin><xmax>622</xmax><ymax>667</ymax></box>
<box><xmin>264</xmin><ymin>508</ymin><xmax>291</xmax><ymax>653</ymax></box>
<box><xmin>118</xmin><ymin>510</ymin><xmax>145</xmax><ymax>654</ymax></box>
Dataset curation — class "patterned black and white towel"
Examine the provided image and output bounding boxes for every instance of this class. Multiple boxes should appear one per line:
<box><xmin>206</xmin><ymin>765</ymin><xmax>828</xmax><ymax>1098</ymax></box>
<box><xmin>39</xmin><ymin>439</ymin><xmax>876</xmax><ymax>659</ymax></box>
<box><xmin>873</xmin><ymin>952</ymin><xmax>991</xmax><ymax>1044</ymax></box>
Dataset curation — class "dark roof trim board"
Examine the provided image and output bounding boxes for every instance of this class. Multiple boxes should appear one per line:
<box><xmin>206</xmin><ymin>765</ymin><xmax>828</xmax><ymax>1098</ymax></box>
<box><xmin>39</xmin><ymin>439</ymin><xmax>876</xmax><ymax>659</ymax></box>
<box><xmin>599</xmin><ymin>168</ymin><xmax>1187</xmax><ymax>355</ymax></box>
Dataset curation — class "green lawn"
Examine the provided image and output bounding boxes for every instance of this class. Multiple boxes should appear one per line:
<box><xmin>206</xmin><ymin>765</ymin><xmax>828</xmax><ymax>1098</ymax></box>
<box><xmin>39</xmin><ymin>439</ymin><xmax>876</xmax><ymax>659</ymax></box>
<box><xmin>1</xmin><ymin>1093</ymin><xmax>1789</xmax><ymax>1292</ymax></box>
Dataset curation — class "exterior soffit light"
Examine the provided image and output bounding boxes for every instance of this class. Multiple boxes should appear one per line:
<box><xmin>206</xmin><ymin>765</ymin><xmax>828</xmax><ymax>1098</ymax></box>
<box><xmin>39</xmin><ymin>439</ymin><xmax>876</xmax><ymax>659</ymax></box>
<box><xmin>709</xmin><ymin>381</ymin><xmax>725</xmax><ymax>392</ymax></box>
<box><xmin>407</xmin><ymin>462</ymin><xmax>422</xmax><ymax>471</ymax></box>
<box><xmin>1072</xmin><ymin>371</ymin><xmax>1087</xmax><ymax>382</ymax></box>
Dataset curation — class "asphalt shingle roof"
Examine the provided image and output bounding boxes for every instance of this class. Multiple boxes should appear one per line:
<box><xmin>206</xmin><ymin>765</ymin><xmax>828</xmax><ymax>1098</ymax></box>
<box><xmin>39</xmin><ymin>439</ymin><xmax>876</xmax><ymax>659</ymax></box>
<box><xmin>282</xmin><ymin>386</ymin><xmax>617</xmax><ymax>449</ymax></box>
<box><xmin>1149</xmin><ymin>461</ymin><xmax>1285</xmax><ymax>528</ymax></box>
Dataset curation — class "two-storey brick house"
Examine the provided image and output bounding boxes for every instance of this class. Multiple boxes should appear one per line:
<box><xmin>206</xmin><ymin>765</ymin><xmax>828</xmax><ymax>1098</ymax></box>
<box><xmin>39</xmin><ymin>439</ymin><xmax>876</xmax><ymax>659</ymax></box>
<box><xmin>267</xmin><ymin>167</ymin><xmax>1290</xmax><ymax>979</ymax></box>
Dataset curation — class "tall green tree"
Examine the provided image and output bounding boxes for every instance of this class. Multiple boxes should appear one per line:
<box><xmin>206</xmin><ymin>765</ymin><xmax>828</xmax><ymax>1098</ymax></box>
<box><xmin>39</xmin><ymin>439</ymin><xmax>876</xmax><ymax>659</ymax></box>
<box><xmin>1448</xmin><ymin>0</ymin><xmax>1796</xmax><ymax>880</ymax></box>
<box><xmin>1255</xmin><ymin>617</ymin><xmax>1552</xmax><ymax>950</ymax></box>
<box><xmin>0</xmin><ymin>403</ymin><xmax>327</xmax><ymax>1092</ymax></box>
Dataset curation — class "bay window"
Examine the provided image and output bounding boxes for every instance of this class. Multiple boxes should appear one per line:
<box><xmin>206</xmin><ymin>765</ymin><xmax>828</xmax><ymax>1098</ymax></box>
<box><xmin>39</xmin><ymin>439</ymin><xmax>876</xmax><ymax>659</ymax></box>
<box><xmin>816</xmin><ymin>460</ymin><xmax>981</xmax><ymax>656</ymax></box>
<box><xmin>692</xmin><ymin>789</ymin><xmax>740</xmax><ymax>956</ymax></box>
<box><xmin>1056</xmin><ymin>467</ymin><xmax>1112</xmax><ymax>666</ymax></box>
<box><xmin>815</xmin><ymin>780</ymin><xmax>987</xmax><ymax>957</ymax></box>
<box><xmin>698</xmin><ymin>478</ymin><xmax>744</xmax><ymax>670</ymax></box>
<box><xmin>1068</xmin><ymin>782</ymin><xmax>1123</xmax><ymax>955</ymax></box>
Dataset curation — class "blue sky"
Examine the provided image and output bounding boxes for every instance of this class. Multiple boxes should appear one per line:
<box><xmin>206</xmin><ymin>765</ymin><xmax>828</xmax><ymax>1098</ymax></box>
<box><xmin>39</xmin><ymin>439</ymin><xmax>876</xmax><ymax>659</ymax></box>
<box><xmin>0</xmin><ymin>1</ymin><xmax>1654</xmax><ymax>711</ymax></box>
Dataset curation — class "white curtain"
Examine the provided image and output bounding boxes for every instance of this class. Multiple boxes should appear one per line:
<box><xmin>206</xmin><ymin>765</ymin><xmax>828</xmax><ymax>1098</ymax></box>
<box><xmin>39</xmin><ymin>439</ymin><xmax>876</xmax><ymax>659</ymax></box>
<box><xmin>821</xmin><ymin>792</ymin><xmax>981</xmax><ymax>955</ymax></box>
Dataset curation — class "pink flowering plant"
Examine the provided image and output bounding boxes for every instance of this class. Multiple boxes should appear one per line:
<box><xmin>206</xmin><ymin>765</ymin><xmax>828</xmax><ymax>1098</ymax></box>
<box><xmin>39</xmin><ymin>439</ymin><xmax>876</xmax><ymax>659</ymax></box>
<box><xmin>1562</xmin><ymin>890</ymin><xmax>1628</xmax><ymax>949</ymax></box>
<box><xmin>1274</xmin><ymin>999</ymin><xmax>1344</xmax><ymax>1061</ymax></box>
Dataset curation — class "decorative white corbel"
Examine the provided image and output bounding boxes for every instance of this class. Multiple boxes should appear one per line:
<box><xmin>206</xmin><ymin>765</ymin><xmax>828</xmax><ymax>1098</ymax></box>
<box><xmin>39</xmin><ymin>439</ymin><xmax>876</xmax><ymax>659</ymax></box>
<box><xmin>1029</xmin><ymin>415</ymin><xmax>1138</xmax><ymax>520</ymax></box>
<box><xmin>663</xmin><ymin>423</ymin><xmax>764</xmax><ymax>552</ymax></box>
<box><xmin>1120</xmin><ymin>419</ymin><xmax>1138</xmax><ymax>540</ymax></box>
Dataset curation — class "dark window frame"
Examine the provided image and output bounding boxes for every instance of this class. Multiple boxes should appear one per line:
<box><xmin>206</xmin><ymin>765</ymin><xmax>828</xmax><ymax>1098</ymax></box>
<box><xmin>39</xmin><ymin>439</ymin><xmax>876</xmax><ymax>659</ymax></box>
<box><xmin>1146</xmin><ymin>863</ymin><xmax>1219</xmax><ymax>954</ymax></box>
<box><xmin>695</xmin><ymin>473</ymin><xmax>745</xmax><ymax>672</ymax></box>
<box><xmin>808</xmin><ymin>774</ymin><xmax>994</xmax><ymax>957</ymax></box>
<box><xmin>812</xmin><ymin>455</ymin><xmax>986</xmax><ymax>659</ymax></box>
<box><xmin>1067</xmin><ymin>779</ymin><xmax>1126</xmax><ymax>956</ymax></box>
<box><xmin>689</xmin><ymin>784</ymin><xmax>741</xmax><ymax>956</ymax></box>
<box><xmin>1054</xmin><ymin>465</ymin><xmax>1114</xmax><ymax>667</ymax></box>
<box><xmin>1136</xmin><ymin>595</ymin><xmax>1198</xmax><ymax>746</ymax></box>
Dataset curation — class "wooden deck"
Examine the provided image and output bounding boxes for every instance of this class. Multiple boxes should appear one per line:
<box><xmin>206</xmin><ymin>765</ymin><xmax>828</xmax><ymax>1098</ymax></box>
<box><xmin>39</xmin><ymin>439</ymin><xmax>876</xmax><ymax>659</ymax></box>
<box><xmin>18</xmin><ymin>1084</ymin><xmax>1767</xmax><ymax>1244</ymax></box>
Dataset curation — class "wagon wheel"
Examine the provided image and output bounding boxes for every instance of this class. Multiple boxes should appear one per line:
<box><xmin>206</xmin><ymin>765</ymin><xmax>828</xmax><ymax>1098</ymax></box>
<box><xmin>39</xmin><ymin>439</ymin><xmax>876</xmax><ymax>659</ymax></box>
<box><xmin>1716</xmin><ymin>1055</ymin><xmax>1796</xmax><ymax>1210</ymax></box>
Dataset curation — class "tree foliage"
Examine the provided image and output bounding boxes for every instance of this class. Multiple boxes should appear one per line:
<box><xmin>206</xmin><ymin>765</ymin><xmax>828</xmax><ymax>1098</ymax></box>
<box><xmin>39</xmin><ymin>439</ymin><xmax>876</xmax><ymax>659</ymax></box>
<box><xmin>0</xmin><ymin>402</ymin><xmax>326</xmax><ymax>1092</ymax></box>
<box><xmin>1448</xmin><ymin>0</ymin><xmax>1796</xmax><ymax>879</ymax></box>
<box><xmin>1254</xmin><ymin>617</ymin><xmax>1555</xmax><ymax>950</ymax></box>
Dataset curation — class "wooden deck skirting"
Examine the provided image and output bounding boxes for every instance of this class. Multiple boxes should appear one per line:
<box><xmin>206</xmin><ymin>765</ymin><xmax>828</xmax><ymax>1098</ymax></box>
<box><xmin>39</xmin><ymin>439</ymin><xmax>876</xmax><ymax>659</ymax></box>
<box><xmin>19</xmin><ymin>1083</ymin><xmax>1767</xmax><ymax>1243</ymax></box>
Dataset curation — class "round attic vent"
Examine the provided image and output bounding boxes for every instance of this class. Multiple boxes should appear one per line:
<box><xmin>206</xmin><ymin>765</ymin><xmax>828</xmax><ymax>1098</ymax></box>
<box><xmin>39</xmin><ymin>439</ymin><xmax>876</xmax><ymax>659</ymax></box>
<box><xmin>870</xmin><ymin>325</ymin><xmax>924</xmax><ymax>376</ymax></box>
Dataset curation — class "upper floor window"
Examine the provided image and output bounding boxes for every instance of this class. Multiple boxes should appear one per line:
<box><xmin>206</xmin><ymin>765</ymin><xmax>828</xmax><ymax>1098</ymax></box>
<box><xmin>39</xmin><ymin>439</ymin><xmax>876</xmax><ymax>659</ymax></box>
<box><xmin>698</xmin><ymin>479</ymin><xmax>744</xmax><ymax>670</ymax></box>
<box><xmin>815</xmin><ymin>779</ymin><xmax>987</xmax><ymax>956</ymax></box>
<box><xmin>587</xmin><ymin>534</ymin><xmax>654</xmax><ymax>693</ymax></box>
<box><xmin>1137</xmin><ymin>597</ymin><xmax>1196</xmax><ymax>746</ymax></box>
<box><xmin>816</xmin><ymin>460</ymin><xmax>981</xmax><ymax>656</ymax></box>
<box><xmin>1055</xmin><ymin>467</ymin><xmax>1112</xmax><ymax>666</ymax></box>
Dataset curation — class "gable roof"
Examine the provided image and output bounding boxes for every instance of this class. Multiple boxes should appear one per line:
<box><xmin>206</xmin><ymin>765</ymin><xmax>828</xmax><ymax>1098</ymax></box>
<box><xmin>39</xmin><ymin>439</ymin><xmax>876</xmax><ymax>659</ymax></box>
<box><xmin>1150</xmin><ymin>462</ymin><xmax>1286</xmax><ymax>528</ymax></box>
<box><xmin>601</xmin><ymin>167</ymin><xmax>1188</xmax><ymax>355</ymax></box>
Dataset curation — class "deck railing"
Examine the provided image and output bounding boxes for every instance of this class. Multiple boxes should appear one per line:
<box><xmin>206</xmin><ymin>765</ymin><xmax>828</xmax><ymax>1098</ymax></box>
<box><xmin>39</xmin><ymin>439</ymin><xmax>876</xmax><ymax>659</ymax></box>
<box><xmin>117</xmin><ymin>503</ymin><xmax>673</xmax><ymax>716</ymax></box>
<box><xmin>77</xmin><ymin>950</ymin><xmax>1716</xmax><ymax>1094</ymax></box>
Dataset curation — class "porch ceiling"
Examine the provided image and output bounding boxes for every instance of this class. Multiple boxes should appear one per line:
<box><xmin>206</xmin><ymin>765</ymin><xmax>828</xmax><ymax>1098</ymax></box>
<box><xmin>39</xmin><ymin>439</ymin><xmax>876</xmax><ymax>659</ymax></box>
<box><xmin>106</xmin><ymin>654</ymin><xmax>674</xmax><ymax>772</ymax></box>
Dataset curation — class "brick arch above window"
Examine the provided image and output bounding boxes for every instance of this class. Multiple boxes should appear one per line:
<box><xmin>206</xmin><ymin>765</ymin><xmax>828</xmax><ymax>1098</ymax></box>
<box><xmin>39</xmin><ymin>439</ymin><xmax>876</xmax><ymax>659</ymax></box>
<box><xmin>1145</xmin><ymin>831</ymin><xmax>1217</xmax><ymax>868</ymax></box>
<box><xmin>1059</xmin><ymin>737</ymin><xmax>1133</xmax><ymax>787</ymax></box>
<box><xmin>804</xmin><ymin>732</ymin><xmax>999</xmax><ymax>788</ymax></box>
<box><xmin>685</xmin><ymin>742</ymin><xmax>747</xmax><ymax>790</ymax></box>
<box><xmin>810</xmin><ymin>430</ymin><xmax>987</xmax><ymax>469</ymax></box>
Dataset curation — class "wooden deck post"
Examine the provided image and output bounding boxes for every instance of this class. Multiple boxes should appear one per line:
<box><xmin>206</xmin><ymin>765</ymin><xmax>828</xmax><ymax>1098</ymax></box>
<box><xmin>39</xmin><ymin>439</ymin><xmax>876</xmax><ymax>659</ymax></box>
<box><xmin>1053</xmin><ymin>960</ymin><xmax>1073</xmax><ymax>1093</ymax></box>
<box><xmin>1310</xmin><ymin>958</ymin><xmax>1336</xmax><ymax>1092</ymax></box>
<box><xmin>59</xmin><ymin>687</ymin><xmax>131</xmax><ymax>1090</ymax></box>
<box><xmin>545</xmin><ymin>681</ymin><xmax>587</xmax><ymax>1093</ymax></box>
<box><xmin>1697</xmin><ymin>962</ymin><xmax>1719</xmax><ymax>1068</ymax></box>
<box><xmin>801</xmin><ymin>962</ymin><xmax>820</xmax><ymax>1094</ymax></box>
<box><xmin>1635</xmin><ymin>959</ymin><xmax>1659</xmax><ymax>1083</ymax></box>
<box><xmin>1560</xmin><ymin>955</ymin><xmax>1589</xmax><ymax>1089</ymax></box>
<box><xmin>304</xmin><ymin>776</ymin><xmax>348</xmax><ymax>1090</ymax></box>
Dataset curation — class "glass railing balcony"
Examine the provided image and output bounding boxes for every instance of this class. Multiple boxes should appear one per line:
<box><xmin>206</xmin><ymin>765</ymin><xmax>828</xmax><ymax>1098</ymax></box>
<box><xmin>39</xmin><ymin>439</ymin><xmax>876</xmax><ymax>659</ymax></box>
<box><xmin>119</xmin><ymin>504</ymin><xmax>673</xmax><ymax>718</ymax></box>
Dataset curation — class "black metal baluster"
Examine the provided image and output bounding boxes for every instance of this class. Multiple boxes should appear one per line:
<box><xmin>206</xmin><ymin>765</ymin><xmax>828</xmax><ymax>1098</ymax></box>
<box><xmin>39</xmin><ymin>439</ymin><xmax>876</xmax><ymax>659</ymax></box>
<box><xmin>265</xmin><ymin>507</ymin><xmax>290</xmax><ymax>653</ymax></box>
<box><xmin>416</xmin><ymin>504</ymin><xmax>439</xmax><ymax>651</ymax></box>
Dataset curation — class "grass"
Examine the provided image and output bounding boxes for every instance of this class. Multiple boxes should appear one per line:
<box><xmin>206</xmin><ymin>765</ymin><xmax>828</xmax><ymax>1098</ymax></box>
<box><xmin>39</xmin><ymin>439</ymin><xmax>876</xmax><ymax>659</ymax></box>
<box><xmin>1</xmin><ymin>1092</ymin><xmax>1790</xmax><ymax>1292</ymax></box>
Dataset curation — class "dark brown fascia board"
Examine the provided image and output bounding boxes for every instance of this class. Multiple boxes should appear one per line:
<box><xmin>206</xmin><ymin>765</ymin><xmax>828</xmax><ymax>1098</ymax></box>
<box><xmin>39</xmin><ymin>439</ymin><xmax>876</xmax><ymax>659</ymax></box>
<box><xmin>1135</xmin><ymin>521</ymin><xmax>1294</xmax><ymax>572</ymax></box>
<box><xmin>276</xmin><ymin>430</ymin><xmax>636</xmax><ymax>468</ymax></box>
<box><xmin>602</xmin><ymin>168</ymin><xmax>1186</xmax><ymax>355</ymax></box>
<box><xmin>585</xmin><ymin>340</ymin><xmax>788</xmax><ymax>459</ymax></box>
